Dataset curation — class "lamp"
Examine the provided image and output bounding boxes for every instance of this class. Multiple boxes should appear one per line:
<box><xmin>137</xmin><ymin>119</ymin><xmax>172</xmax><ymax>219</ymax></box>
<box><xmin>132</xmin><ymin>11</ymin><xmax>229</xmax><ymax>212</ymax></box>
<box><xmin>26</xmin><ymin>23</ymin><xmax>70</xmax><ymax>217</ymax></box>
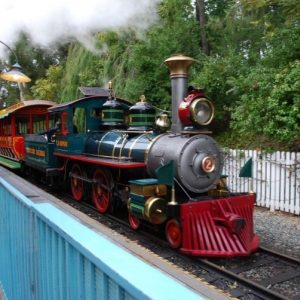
<box><xmin>0</xmin><ymin>40</ymin><xmax>31</xmax><ymax>83</ymax></box>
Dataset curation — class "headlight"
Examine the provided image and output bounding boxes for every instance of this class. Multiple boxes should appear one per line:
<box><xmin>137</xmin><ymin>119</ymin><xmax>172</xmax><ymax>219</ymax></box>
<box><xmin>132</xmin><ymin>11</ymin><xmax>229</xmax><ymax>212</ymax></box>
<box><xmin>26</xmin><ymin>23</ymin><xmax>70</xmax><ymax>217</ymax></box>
<box><xmin>190</xmin><ymin>97</ymin><xmax>214</xmax><ymax>127</ymax></box>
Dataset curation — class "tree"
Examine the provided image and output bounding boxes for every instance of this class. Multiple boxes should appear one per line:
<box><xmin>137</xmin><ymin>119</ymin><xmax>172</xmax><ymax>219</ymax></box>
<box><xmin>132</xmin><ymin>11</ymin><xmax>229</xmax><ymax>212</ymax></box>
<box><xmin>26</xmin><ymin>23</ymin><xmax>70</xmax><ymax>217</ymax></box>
<box><xmin>223</xmin><ymin>0</ymin><xmax>300</xmax><ymax>149</ymax></box>
<box><xmin>57</xmin><ymin>0</ymin><xmax>201</xmax><ymax>110</ymax></box>
<box><xmin>196</xmin><ymin>0</ymin><xmax>209</xmax><ymax>55</ymax></box>
<box><xmin>22</xmin><ymin>0</ymin><xmax>300</xmax><ymax>149</ymax></box>
<box><xmin>31</xmin><ymin>65</ymin><xmax>63</xmax><ymax>101</ymax></box>
<box><xmin>60</xmin><ymin>42</ymin><xmax>104</xmax><ymax>102</ymax></box>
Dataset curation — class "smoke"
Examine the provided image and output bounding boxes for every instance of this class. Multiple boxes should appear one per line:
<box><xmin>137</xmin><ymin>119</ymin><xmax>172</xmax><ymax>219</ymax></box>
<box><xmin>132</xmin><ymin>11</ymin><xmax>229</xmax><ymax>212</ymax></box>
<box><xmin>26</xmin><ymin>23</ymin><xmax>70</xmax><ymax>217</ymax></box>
<box><xmin>1</xmin><ymin>0</ymin><xmax>160</xmax><ymax>58</ymax></box>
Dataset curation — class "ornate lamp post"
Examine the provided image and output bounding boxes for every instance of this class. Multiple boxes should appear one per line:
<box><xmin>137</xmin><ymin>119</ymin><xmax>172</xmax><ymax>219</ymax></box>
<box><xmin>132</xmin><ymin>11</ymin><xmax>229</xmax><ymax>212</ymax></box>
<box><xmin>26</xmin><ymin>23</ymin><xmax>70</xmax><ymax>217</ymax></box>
<box><xmin>0</xmin><ymin>40</ymin><xmax>31</xmax><ymax>103</ymax></box>
<box><xmin>0</xmin><ymin>40</ymin><xmax>31</xmax><ymax>83</ymax></box>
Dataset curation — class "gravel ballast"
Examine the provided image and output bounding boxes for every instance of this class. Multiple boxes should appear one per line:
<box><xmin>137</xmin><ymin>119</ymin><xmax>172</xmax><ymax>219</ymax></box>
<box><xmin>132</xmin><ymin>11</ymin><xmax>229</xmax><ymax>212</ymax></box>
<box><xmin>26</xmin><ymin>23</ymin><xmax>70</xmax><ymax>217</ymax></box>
<box><xmin>254</xmin><ymin>206</ymin><xmax>300</xmax><ymax>259</ymax></box>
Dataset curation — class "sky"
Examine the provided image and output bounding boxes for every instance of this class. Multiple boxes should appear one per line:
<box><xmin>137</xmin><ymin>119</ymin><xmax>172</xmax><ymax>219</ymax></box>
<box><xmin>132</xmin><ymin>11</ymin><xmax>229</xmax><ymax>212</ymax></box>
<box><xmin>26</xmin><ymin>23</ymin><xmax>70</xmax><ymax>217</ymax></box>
<box><xmin>0</xmin><ymin>0</ymin><xmax>160</xmax><ymax>59</ymax></box>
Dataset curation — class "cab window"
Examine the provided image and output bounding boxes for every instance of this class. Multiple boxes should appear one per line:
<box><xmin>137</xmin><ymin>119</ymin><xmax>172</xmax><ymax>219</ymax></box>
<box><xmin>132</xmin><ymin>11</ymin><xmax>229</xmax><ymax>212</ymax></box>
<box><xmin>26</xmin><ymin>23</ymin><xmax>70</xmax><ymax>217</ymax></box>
<box><xmin>61</xmin><ymin>112</ymin><xmax>68</xmax><ymax>134</ymax></box>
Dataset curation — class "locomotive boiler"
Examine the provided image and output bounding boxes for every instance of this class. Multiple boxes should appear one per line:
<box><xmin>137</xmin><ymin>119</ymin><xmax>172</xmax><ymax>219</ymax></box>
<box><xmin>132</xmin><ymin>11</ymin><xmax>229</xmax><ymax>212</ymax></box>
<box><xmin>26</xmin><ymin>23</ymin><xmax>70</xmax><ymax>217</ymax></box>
<box><xmin>21</xmin><ymin>54</ymin><xmax>259</xmax><ymax>257</ymax></box>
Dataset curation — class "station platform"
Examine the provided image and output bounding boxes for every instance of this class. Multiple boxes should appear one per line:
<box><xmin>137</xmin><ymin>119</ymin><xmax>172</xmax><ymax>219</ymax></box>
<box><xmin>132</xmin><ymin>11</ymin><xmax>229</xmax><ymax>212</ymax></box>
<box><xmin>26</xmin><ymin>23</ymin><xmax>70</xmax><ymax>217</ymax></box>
<box><xmin>0</xmin><ymin>288</ymin><xmax>4</xmax><ymax>300</ymax></box>
<box><xmin>0</xmin><ymin>166</ymin><xmax>230</xmax><ymax>300</ymax></box>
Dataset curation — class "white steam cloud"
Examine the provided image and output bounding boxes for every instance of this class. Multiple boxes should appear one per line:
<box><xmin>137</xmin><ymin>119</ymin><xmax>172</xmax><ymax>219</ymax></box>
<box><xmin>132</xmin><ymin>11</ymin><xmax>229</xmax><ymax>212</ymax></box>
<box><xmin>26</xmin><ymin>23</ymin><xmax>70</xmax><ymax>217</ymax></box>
<box><xmin>1</xmin><ymin>0</ymin><xmax>160</xmax><ymax>58</ymax></box>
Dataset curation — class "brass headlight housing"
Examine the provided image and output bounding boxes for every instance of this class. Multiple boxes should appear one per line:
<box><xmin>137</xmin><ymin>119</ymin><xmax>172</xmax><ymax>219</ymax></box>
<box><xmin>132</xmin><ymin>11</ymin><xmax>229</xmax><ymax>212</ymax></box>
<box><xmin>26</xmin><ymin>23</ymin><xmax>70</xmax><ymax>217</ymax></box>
<box><xmin>190</xmin><ymin>98</ymin><xmax>214</xmax><ymax>127</ymax></box>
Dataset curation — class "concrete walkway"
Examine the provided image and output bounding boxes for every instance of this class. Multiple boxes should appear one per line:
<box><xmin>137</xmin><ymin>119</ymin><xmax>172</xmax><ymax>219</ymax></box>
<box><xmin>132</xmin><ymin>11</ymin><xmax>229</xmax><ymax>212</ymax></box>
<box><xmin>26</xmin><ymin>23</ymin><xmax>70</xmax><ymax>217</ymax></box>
<box><xmin>0</xmin><ymin>287</ymin><xmax>5</xmax><ymax>300</ymax></box>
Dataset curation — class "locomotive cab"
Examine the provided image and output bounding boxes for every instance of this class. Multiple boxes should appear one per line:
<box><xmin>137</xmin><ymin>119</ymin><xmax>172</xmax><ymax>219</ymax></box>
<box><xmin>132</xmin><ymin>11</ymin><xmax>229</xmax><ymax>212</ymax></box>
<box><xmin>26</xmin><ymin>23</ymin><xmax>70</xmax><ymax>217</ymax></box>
<box><xmin>47</xmin><ymin>89</ymin><xmax>132</xmax><ymax>156</ymax></box>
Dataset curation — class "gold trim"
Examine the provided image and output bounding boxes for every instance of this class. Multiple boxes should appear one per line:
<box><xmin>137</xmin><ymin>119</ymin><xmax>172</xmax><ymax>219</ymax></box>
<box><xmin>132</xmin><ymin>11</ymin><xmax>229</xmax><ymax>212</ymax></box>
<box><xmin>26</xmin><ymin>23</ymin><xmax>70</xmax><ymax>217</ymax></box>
<box><xmin>97</xmin><ymin>132</ymin><xmax>110</xmax><ymax>155</ymax></box>
<box><xmin>144</xmin><ymin>133</ymin><xmax>166</xmax><ymax>163</ymax></box>
<box><xmin>113</xmin><ymin>129</ymin><xmax>154</xmax><ymax>134</ymax></box>
<box><xmin>144</xmin><ymin>196</ymin><xmax>167</xmax><ymax>224</ymax></box>
<box><xmin>82</xmin><ymin>152</ymin><xmax>134</xmax><ymax>160</ymax></box>
<box><xmin>112</xmin><ymin>135</ymin><xmax>123</xmax><ymax>158</ymax></box>
<box><xmin>118</xmin><ymin>134</ymin><xmax>128</xmax><ymax>159</ymax></box>
<box><xmin>164</xmin><ymin>54</ymin><xmax>195</xmax><ymax>76</ymax></box>
<box><xmin>181</xmin><ymin>130</ymin><xmax>212</xmax><ymax>135</ymax></box>
<box><xmin>190</xmin><ymin>98</ymin><xmax>215</xmax><ymax>126</ymax></box>
<box><xmin>128</xmin><ymin>134</ymin><xmax>145</xmax><ymax>159</ymax></box>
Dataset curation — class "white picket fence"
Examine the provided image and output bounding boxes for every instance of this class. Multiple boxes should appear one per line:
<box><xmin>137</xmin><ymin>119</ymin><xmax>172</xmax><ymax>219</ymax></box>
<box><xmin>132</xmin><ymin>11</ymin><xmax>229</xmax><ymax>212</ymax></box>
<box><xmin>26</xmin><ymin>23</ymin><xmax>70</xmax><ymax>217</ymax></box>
<box><xmin>222</xmin><ymin>149</ymin><xmax>300</xmax><ymax>215</ymax></box>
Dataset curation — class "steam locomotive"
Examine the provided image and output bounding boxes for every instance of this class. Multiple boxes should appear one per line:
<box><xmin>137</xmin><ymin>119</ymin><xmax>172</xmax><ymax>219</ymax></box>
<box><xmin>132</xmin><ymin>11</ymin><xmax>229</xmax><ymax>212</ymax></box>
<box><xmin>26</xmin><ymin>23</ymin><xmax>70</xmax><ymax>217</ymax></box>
<box><xmin>4</xmin><ymin>54</ymin><xmax>259</xmax><ymax>257</ymax></box>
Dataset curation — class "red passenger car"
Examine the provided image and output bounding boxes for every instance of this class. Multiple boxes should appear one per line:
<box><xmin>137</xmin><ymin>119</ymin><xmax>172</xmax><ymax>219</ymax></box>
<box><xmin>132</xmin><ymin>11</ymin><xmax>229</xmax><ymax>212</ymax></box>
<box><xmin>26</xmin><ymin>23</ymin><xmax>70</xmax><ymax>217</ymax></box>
<box><xmin>0</xmin><ymin>100</ymin><xmax>56</xmax><ymax>169</ymax></box>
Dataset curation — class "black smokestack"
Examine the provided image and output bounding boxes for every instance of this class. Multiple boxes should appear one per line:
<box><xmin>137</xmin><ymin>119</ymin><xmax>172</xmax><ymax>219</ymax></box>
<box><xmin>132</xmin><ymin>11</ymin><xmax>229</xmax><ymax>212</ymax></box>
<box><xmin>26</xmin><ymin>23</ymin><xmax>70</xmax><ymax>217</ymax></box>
<box><xmin>164</xmin><ymin>54</ymin><xmax>195</xmax><ymax>134</ymax></box>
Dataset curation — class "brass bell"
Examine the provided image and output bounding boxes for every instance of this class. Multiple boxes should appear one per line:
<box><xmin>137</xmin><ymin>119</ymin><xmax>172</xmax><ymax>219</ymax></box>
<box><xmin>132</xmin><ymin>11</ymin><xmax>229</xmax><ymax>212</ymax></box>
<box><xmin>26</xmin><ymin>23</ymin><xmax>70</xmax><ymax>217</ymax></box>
<box><xmin>156</xmin><ymin>112</ymin><xmax>170</xmax><ymax>128</ymax></box>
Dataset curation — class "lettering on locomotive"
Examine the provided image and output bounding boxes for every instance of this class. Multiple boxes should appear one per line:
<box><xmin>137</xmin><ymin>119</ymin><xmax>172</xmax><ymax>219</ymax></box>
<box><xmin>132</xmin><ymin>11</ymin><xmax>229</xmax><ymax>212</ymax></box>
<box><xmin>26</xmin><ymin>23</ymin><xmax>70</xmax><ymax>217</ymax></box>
<box><xmin>26</xmin><ymin>148</ymin><xmax>46</xmax><ymax>157</ymax></box>
<box><xmin>56</xmin><ymin>140</ymin><xmax>68</xmax><ymax>147</ymax></box>
<box><xmin>26</xmin><ymin>148</ymin><xmax>36</xmax><ymax>155</ymax></box>
<box><xmin>36</xmin><ymin>150</ymin><xmax>46</xmax><ymax>157</ymax></box>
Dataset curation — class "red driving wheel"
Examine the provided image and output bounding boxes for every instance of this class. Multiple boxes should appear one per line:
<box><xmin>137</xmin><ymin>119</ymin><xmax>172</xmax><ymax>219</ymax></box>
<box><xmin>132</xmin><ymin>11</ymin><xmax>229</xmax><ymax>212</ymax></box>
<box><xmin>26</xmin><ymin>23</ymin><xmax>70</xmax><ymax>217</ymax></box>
<box><xmin>165</xmin><ymin>219</ymin><xmax>182</xmax><ymax>248</ymax></box>
<box><xmin>128</xmin><ymin>212</ymin><xmax>140</xmax><ymax>230</ymax></box>
<box><xmin>70</xmin><ymin>163</ymin><xmax>84</xmax><ymax>201</ymax></box>
<box><xmin>92</xmin><ymin>168</ymin><xmax>111</xmax><ymax>213</ymax></box>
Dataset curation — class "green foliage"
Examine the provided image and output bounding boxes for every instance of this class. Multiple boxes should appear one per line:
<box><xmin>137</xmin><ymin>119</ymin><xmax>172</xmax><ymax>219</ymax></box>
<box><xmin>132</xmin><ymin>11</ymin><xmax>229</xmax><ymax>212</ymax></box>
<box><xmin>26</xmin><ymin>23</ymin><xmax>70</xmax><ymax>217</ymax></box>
<box><xmin>96</xmin><ymin>30</ymin><xmax>140</xmax><ymax>97</ymax></box>
<box><xmin>13</xmin><ymin>0</ymin><xmax>300</xmax><ymax>150</ymax></box>
<box><xmin>73</xmin><ymin>107</ymin><xmax>86</xmax><ymax>133</ymax></box>
<box><xmin>263</xmin><ymin>25</ymin><xmax>300</xmax><ymax>66</ymax></box>
<box><xmin>31</xmin><ymin>65</ymin><xmax>63</xmax><ymax>100</ymax></box>
<box><xmin>91</xmin><ymin>0</ymin><xmax>200</xmax><ymax>110</ymax></box>
<box><xmin>60</xmin><ymin>42</ymin><xmax>104</xmax><ymax>102</ymax></box>
<box><xmin>204</xmin><ymin>0</ymin><xmax>232</xmax><ymax>17</ymax></box>
<box><xmin>191</xmin><ymin>53</ymin><xmax>251</xmax><ymax>120</ymax></box>
<box><xmin>1</xmin><ymin>33</ymin><xmax>68</xmax><ymax>103</ymax></box>
<box><xmin>236</xmin><ymin>0</ymin><xmax>300</xmax><ymax>21</ymax></box>
<box><xmin>0</xmin><ymin>81</ymin><xmax>21</xmax><ymax>106</ymax></box>
<box><xmin>205</xmin><ymin>2</ymin><xmax>267</xmax><ymax>61</ymax></box>
<box><xmin>121</xmin><ymin>0</ymin><xmax>200</xmax><ymax>109</ymax></box>
<box><xmin>228</xmin><ymin>61</ymin><xmax>300</xmax><ymax>147</ymax></box>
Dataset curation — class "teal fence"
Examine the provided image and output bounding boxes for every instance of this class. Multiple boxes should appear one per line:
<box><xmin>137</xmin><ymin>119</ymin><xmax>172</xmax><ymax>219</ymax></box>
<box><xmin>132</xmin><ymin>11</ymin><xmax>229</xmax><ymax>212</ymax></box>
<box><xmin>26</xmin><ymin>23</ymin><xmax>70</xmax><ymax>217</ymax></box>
<box><xmin>0</xmin><ymin>177</ymin><xmax>201</xmax><ymax>300</ymax></box>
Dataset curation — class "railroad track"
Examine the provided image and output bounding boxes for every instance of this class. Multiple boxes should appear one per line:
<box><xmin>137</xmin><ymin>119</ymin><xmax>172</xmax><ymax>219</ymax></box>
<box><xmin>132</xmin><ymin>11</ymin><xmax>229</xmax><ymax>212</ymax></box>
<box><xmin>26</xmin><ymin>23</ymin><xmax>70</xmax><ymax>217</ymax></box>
<box><xmin>33</xmin><ymin>179</ymin><xmax>300</xmax><ymax>300</ymax></box>
<box><xmin>198</xmin><ymin>248</ymin><xmax>300</xmax><ymax>300</ymax></box>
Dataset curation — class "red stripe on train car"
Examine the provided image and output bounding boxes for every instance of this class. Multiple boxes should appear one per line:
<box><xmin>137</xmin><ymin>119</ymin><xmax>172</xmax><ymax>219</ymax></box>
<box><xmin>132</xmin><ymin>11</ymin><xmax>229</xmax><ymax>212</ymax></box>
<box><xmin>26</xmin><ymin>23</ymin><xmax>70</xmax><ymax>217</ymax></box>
<box><xmin>54</xmin><ymin>152</ymin><xmax>146</xmax><ymax>168</ymax></box>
